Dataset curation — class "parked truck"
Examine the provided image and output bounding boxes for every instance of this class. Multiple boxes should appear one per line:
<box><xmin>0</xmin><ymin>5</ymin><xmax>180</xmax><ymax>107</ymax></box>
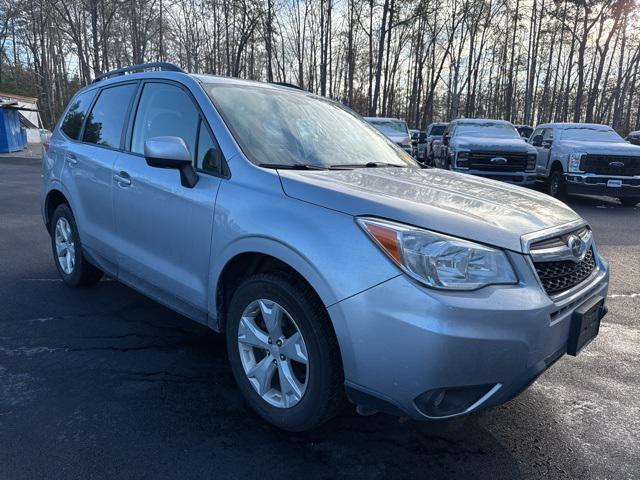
<box><xmin>433</xmin><ymin>119</ymin><xmax>538</xmax><ymax>185</ymax></box>
<box><xmin>531</xmin><ymin>123</ymin><xmax>640</xmax><ymax>206</ymax></box>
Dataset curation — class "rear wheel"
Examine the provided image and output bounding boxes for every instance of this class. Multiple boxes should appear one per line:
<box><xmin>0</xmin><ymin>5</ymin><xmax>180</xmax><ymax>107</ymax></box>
<box><xmin>50</xmin><ymin>204</ymin><xmax>103</xmax><ymax>287</ymax></box>
<box><xmin>619</xmin><ymin>197</ymin><xmax>640</xmax><ymax>207</ymax></box>
<box><xmin>225</xmin><ymin>273</ymin><xmax>344</xmax><ymax>431</ymax></box>
<box><xmin>548</xmin><ymin>167</ymin><xmax>566</xmax><ymax>198</ymax></box>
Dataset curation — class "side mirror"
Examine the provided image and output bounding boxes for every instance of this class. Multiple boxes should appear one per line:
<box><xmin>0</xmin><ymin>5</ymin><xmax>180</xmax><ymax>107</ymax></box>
<box><xmin>532</xmin><ymin>134</ymin><xmax>543</xmax><ymax>147</ymax></box>
<box><xmin>144</xmin><ymin>136</ymin><xmax>199</xmax><ymax>188</ymax></box>
<box><xmin>542</xmin><ymin>139</ymin><xmax>553</xmax><ymax>148</ymax></box>
<box><xmin>442</xmin><ymin>135</ymin><xmax>449</xmax><ymax>146</ymax></box>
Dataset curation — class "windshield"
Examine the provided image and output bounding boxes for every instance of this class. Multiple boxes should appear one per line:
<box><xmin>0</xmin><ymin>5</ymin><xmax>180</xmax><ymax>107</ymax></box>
<box><xmin>205</xmin><ymin>84</ymin><xmax>415</xmax><ymax>168</ymax></box>
<box><xmin>430</xmin><ymin>125</ymin><xmax>446</xmax><ymax>136</ymax></box>
<box><xmin>367</xmin><ymin>119</ymin><xmax>409</xmax><ymax>136</ymax></box>
<box><xmin>456</xmin><ymin>122</ymin><xmax>520</xmax><ymax>138</ymax></box>
<box><xmin>563</xmin><ymin>127</ymin><xmax>622</xmax><ymax>142</ymax></box>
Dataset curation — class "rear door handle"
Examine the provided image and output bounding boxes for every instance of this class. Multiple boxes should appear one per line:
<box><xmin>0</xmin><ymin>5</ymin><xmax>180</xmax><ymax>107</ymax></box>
<box><xmin>64</xmin><ymin>153</ymin><xmax>78</xmax><ymax>166</ymax></box>
<box><xmin>114</xmin><ymin>171</ymin><xmax>132</xmax><ymax>187</ymax></box>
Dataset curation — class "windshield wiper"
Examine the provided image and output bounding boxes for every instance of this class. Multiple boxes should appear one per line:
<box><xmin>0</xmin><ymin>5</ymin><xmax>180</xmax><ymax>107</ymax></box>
<box><xmin>328</xmin><ymin>161</ymin><xmax>406</xmax><ymax>169</ymax></box>
<box><xmin>257</xmin><ymin>163</ymin><xmax>327</xmax><ymax>170</ymax></box>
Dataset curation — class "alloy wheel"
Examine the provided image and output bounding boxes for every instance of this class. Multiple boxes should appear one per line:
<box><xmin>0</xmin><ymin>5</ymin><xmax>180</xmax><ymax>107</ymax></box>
<box><xmin>237</xmin><ymin>299</ymin><xmax>309</xmax><ymax>408</ymax></box>
<box><xmin>54</xmin><ymin>217</ymin><xmax>75</xmax><ymax>274</ymax></box>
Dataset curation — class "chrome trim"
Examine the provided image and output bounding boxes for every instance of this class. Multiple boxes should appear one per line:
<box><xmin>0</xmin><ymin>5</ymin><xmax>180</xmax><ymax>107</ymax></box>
<box><xmin>529</xmin><ymin>229</ymin><xmax>592</xmax><ymax>263</ymax></box>
<box><xmin>565</xmin><ymin>172</ymin><xmax>640</xmax><ymax>180</ymax></box>
<box><xmin>520</xmin><ymin>218</ymin><xmax>587</xmax><ymax>252</ymax></box>
<box><xmin>525</xmin><ymin>237</ymin><xmax>607</xmax><ymax>306</ymax></box>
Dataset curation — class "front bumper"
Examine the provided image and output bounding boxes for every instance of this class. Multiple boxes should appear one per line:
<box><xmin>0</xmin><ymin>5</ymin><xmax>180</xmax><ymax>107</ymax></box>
<box><xmin>451</xmin><ymin>168</ymin><xmax>537</xmax><ymax>185</ymax></box>
<box><xmin>565</xmin><ymin>173</ymin><xmax>640</xmax><ymax>197</ymax></box>
<box><xmin>329</xmin><ymin>250</ymin><xmax>609</xmax><ymax>420</ymax></box>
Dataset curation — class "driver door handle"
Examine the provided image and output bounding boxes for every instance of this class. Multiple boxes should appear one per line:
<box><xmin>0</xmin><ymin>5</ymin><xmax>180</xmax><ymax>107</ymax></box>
<box><xmin>64</xmin><ymin>153</ymin><xmax>78</xmax><ymax>166</ymax></box>
<box><xmin>114</xmin><ymin>171</ymin><xmax>132</xmax><ymax>187</ymax></box>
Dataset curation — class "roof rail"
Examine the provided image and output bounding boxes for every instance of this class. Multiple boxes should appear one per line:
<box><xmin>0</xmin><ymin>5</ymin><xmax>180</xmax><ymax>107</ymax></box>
<box><xmin>93</xmin><ymin>62</ymin><xmax>184</xmax><ymax>83</ymax></box>
<box><xmin>270</xmin><ymin>82</ymin><xmax>304</xmax><ymax>91</ymax></box>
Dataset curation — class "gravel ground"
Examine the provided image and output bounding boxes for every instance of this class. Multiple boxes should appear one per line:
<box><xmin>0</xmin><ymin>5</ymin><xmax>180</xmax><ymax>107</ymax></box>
<box><xmin>0</xmin><ymin>155</ymin><xmax>638</xmax><ymax>479</ymax></box>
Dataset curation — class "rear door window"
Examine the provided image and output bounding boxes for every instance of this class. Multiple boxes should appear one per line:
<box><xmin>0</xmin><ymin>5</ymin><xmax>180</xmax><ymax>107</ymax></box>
<box><xmin>83</xmin><ymin>83</ymin><xmax>137</xmax><ymax>148</ymax></box>
<box><xmin>60</xmin><ymin>90</ymin><xmax>97</xmax><ymax>140</ymax></box>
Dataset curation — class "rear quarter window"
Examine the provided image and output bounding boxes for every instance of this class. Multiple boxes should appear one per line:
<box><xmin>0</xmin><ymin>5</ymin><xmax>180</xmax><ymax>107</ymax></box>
<box><xmin>60</xmin><ymin>90</ymin><xmax>97</xmax><ymax>140</ymax></box>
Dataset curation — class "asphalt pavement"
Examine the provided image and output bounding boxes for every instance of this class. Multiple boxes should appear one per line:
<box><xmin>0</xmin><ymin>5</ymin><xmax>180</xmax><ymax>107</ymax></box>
<box><xmin>1</xmin><ymin>154</ymin><xmax>638</xmax><ymax>479</ymax></box>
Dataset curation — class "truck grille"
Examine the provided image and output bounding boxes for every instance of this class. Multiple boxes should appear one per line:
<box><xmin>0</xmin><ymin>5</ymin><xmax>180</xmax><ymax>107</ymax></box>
<box><xmin>467</xmin><ymin>152</ymin><xmax>532</xmax><ymax>172</ymax></box>
<box><xmin>533</xmin><ymin>249</ymin><xmax>597</xmax><ymax>295</ymax></box>
<box><xmin>580</xmin><ymin>155</ymin><xmax>640</xmax><ymax>176</ymax></box>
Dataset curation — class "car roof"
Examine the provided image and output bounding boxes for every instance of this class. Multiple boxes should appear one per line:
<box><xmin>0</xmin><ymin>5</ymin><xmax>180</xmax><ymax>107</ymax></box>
<box><xmin>535</xmin><ymin>122</ymin><xmax>612</xmax><ymax>130</ymax></box>
<box><xmin>452</xmin><ymin>118</ymin><xmax>512</xmax><ymax>125</ymax></box>
<box><xmin>363</xmin><ymin>117</ymin><xmax>406</xmax><ymax>122</ymax></box>
<box><xmin>75</xmin><ymin>70</ymin><xmax>308</xmax><ymax>96</ymax></box>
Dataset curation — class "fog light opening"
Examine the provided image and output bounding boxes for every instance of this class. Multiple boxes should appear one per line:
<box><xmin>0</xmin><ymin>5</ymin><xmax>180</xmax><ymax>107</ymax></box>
<box><xmin>414</xmin><ymin>383</ymin><xmax>500</xmax><ymax>418</ymax></box>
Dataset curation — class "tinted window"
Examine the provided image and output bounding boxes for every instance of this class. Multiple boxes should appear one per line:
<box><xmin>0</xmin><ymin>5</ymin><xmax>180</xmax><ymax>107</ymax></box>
<box><xmin>131</xmin><ymin>83</ymin><xmax>199</xmax><ymax>159</ymax></box>
<box><xmin>196</xmin><ymin>121</ymin><xmax>223</xmax><ymax>174</ymax></box>
<box><xmin>430</xmin><ymin>125</ymin><xmax>446</xmax><ymax>136</ymax></box>
<box><xmin>83</xmin><ymin>84</ymin><xmax>137</xmax><ymax>147</ymax></box>
<box><xmin>60</xmin><ymin>90</ymin><xmax>97</xmax><ymax>139</ymax></box>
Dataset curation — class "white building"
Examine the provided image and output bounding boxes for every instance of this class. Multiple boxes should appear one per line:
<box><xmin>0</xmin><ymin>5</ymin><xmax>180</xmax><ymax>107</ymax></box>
<box><xmin>0</xmin><ymin>91</ymin><xmax>45</xmax><ymax>143</ymax></box>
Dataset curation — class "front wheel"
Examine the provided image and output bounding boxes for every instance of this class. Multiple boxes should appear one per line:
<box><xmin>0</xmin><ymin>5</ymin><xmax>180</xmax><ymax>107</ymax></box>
<box><xmin>548</xmin><ymin>168</ymin><xmax>566</xmax><ymax>198</ymax></box>
<box><xmin>619</xmin><ymin>197</ymin><xmax>640</xmax><ymax>207</ymax></box>
<box><xmin>225</xmin><ymin>273</ymin><xmax>345</xmax><ymax>431</ymax></box>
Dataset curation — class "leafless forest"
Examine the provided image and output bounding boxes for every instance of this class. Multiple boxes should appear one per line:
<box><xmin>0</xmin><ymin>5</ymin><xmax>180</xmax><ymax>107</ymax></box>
<box><xmin>1</xmin><ymin>0</ymin><xmax>639</xmax><ymax>133</ymax></box>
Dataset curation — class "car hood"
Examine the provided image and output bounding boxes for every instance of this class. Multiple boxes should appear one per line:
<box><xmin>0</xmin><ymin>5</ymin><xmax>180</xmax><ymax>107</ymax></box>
<box><xmin>453</xmin><ymin>136</ymin><xmax>535</xmax><ymax>153</ymax></box>
<box><xmin>560</xmin><ymin>140</ymin><xmax>640</xmax><ymax>155</ymax></box>
<box><xmin>279</xmin><ymin>167</ymin><xmax>580</xmax><ymax>253</ymax></box>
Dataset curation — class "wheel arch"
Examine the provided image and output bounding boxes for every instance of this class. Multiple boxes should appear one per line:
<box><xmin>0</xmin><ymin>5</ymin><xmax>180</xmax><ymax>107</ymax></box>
<box><xmin>210</xmin><ymin>239</ymin><xmax>339</xmax><ymax>334</ymax></box>
<box><xmin>44</xmin><ymin>188</ymin><xmax>71</xmax><ymax>233</ymax></box>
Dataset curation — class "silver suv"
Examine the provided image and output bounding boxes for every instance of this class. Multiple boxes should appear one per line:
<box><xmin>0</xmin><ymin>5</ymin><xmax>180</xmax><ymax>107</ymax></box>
<box><xmin>42</xmin><ymin>63</ymin><xmax>609</xmax><ymax>431</ymax></box>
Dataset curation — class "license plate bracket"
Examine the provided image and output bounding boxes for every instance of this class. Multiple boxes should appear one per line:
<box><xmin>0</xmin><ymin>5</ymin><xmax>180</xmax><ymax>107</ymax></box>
<box><xmin>567</xmin><ymin>296</ymin><xmax>606</xmax><ymax>356</ymax></box>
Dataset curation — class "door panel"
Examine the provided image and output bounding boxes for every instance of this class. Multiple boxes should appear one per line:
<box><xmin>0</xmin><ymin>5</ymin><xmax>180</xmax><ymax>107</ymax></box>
<box><xmin>113</xmin><ymin>154</ymin><xmax>220</xmax><ymax>310</ymax></box>
<box><xmin>112</xmin><ymin>81</ymin><xmax>224</xmax><ymax>312</ymax></box>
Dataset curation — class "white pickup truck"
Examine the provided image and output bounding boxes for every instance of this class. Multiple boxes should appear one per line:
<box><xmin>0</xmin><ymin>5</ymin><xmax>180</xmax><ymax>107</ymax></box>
<box><xmin>531</xmin><ymin>123</ymin><xmax>640</xmax><ymax>206</ymax></box>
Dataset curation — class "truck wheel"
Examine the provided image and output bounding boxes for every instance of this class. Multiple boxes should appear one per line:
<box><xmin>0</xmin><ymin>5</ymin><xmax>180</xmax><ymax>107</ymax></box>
<box><xmin>548</xmin><ymin>168</ymin><xmax>566</xmax><ymax>199</ymax></box>
<box><xmin>619</xmin><ymin>197</ymin><xmax>640</xmax><ymax>207</ymax></box>
<box><xmin>225</xmin><ymin>273</ymin><xmax>345</xmax><ymax>431</ymax></box>
<box><xmin>50</xmin><ymin>204</ymin><xmax>103</xmax><ymax>287</ymax></box>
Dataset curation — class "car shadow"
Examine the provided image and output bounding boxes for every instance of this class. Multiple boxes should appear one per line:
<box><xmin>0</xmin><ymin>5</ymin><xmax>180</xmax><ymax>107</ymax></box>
<box><xmin>0</xmin><ymin>274</ymin><xmax>580</xmax><ymax>479</ymax></box>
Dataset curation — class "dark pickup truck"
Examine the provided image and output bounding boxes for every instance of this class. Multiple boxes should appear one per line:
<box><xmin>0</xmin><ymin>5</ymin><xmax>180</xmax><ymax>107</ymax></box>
<box><xmin>433</xmin><ymin>119</ymin><xmax>538</xmax><ymax>185</ymax></box>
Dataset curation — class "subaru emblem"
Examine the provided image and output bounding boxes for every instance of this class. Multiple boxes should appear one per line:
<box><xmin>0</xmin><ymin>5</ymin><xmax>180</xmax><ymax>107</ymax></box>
<box><xmin>567</xmin><ymin>235</ymin><xmax>587</xmax><ymax>261</ymax></box>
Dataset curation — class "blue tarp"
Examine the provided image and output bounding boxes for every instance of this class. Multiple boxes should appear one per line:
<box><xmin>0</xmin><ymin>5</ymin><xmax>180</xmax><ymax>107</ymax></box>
<box><xmin>0</xmin><ymin>107</ymin><xmax>27</xmax><ymax>153</ymax></box>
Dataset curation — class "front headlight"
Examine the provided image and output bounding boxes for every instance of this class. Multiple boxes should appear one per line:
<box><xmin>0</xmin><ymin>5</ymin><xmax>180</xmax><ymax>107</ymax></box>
<box><xmin>568</xmin><ymin>153</ymin><xmax>584</xmax><ymax>173</ymax></box>
<box><xmin>456</xmin><ymin>151</ymin><xmax>469</xmax><ymax>169</ymax></box>
<box><xmin>526</xmin><ymin>153</ymin><xmax>537</xmax><ymax>171</ymax></box>
<box><xmin>357</xmin><ymin>217</ymin><xmax>518</xmax><ymax>290</ymax></box>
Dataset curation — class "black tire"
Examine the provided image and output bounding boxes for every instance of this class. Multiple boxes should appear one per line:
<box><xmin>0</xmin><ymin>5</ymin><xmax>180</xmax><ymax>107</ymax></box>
<box><xmin>547</xmin><ymin>167</ymin><xmax>566</xmax><ymax>199</ymax></box>
<box><xmin>50</xmin><ymin>204</ymin><xmax>103</xmax><ymax>287</ymax></box>
<box><xmin>225</xmin><ymin>272</ymin><xmax>345</xmax><ymax>431</ymax></box>
<box><xmin>619</xmin><ymin>197</ymin><xmax>640</xmax><ymax>207</ymax></box>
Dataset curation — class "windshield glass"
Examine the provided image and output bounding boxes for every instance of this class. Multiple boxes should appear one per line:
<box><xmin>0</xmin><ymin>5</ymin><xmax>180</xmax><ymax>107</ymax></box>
<box><xmin>563</xmin><ymin>127</ymin><xmax>622</xmax><ymax>142</ymax></box>
<box><xmin>367</xmin><ymin>119</ymin><xmax>409</xmax><ymax>135</ymax></box>
<box><xmin>206</xmin><ymin>84</ymin><xmax>415</xmax><ymax>168</ymax></box>
<box><xmin>430</xmin><ymin>125</ymin><xmax>446</xmax><ymax>136</ymax></box>
<box><xmin>456</xmin><ymin>122</ymin><xmax>520</xmax><ymax>138</ymax></box>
